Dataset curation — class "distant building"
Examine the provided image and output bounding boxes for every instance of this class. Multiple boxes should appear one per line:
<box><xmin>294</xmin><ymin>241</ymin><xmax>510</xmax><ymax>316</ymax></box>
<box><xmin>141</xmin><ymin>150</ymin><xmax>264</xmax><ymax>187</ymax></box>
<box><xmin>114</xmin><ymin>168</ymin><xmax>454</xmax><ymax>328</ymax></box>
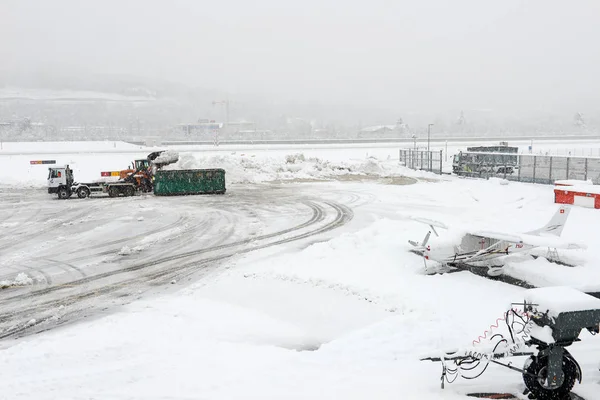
<box><xmin>178</xmin><ymin>119</ymin><xmax>223</xmax><ymax>135</ymax></box>
<box><xmin>359</xmin><ymin>119</ymin><xmax>409</xmax><ymax>137</ymax></box>
<box><xmin>359</xmin><ymin>125</ymin><xmax>396</xmax><ymax>135</ymax></box>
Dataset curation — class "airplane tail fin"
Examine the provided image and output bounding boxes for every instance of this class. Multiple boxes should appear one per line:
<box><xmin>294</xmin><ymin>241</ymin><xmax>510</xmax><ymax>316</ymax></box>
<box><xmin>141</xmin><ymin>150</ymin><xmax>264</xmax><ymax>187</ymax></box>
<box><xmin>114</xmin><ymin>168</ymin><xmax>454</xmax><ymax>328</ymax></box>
<box><xmin>527</xmin><ymin>206</ymin><xmax>571</xmax><ymax>237</ymax></box>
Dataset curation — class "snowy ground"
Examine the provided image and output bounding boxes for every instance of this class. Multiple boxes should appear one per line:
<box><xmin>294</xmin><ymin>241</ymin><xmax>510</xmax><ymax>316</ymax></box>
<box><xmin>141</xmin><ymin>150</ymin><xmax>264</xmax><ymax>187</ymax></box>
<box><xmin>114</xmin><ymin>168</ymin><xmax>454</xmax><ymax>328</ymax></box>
<box><xmin>0</xmin><ymin>141</ymin><xmax>599</xmax><ymax>399</ymax></box>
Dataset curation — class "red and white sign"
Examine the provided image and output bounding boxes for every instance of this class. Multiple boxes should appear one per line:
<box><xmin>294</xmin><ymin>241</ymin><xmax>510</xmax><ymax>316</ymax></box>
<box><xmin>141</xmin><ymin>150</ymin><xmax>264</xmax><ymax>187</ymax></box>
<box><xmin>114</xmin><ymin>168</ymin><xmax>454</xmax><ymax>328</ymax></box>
<box><xmin>555</xmin><ymin>184</ymin><xmax>600</xmax><ymax>209</ymax></box>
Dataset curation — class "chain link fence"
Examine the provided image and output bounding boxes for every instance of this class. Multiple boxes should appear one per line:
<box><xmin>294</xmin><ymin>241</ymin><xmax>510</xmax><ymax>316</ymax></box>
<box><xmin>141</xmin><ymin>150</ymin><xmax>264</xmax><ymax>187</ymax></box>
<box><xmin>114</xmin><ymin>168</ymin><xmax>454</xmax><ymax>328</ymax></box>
<box><xmin>399</xmin><ymin>149</ymin><xmax>443</xmax><ymax>174</ymax></box>
<box><xmin>449</xmin><ymin>153</ymin><xmax>600</xmax><ymax>184</ymax></box>
<box><xmin>516</xmin><ymin>155</ymin><xmax>600</xmax><ymax>184</ymax></box>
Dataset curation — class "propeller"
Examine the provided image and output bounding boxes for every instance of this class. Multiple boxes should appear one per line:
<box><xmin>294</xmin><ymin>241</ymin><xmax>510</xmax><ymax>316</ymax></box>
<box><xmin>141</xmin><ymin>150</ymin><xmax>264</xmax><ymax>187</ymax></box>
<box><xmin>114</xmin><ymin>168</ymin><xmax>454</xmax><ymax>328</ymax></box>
<box><xmin>408</xmin><ymin>230</ymin><xmax>433</xmax><ymax>271</ymax></box>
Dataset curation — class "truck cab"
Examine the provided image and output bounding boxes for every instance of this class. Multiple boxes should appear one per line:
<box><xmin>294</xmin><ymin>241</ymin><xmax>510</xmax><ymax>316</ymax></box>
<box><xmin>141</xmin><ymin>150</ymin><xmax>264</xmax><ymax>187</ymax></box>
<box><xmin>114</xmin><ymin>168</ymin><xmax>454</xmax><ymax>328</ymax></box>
<box><xmin>48</xmin><ymin>165</ymin><xmax>74</xmax><ymax>198</ymax></box>
<box><xmin>134</xmin><ymin>159</ymin><xmax>150</xmax><ymax>170</ymax></box>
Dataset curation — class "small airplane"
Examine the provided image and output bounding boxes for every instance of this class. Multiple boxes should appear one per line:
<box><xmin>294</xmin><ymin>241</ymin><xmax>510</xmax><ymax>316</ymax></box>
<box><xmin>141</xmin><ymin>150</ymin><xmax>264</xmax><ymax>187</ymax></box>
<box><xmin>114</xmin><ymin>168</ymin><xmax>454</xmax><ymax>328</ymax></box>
<box><xmin>408</xmin><ymin>206</ymin><xmax>586</xmax><ymax>276</ymax></box>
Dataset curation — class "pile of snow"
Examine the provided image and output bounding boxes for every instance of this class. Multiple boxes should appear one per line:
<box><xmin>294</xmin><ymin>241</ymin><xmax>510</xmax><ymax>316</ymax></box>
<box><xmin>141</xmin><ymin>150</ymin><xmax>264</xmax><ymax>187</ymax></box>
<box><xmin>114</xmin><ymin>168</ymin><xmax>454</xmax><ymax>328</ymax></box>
<box><xmin>118</xmin><ymin>246</ymin><xmax>138</xmax><ymax>256</ymax></box>
<box><xmin>0</xmin><ymin>272</ymin><xmax>33</xmax><ymax>289</ymax></box>
<box><xmin>165</xmin><ymin>152</ymin><xmax>423</xmax><ymax>184</ymax></box>
<box><xmin>487</xmin><ymin>177</ymin><xmax>510</xmax><ymax>185</ymax></box>
<box><xmin>153</xmin><ymin>150</ymin><xmax>179</xmax><ymax>165</ymax></box>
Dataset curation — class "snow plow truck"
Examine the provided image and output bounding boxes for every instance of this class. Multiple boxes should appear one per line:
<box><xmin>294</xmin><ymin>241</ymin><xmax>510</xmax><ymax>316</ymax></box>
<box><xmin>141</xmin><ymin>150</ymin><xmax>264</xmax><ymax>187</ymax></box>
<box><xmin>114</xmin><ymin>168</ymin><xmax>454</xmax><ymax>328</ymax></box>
<box><xmin>47</xmin><ymin>151</ymin><xmax>179</xmax><ymax>199</ymax></box>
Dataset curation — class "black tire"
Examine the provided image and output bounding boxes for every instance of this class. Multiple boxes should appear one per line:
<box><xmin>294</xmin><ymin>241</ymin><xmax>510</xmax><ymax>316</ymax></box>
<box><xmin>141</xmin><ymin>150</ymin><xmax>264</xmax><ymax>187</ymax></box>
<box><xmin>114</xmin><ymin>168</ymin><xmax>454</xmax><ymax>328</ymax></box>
<box><xmin>77</xmin><ymin>187</ymin><xmax>90</xmax><ymax>199</ymax></box>
<box><xmin>523</xmin><ymin>354</ymin><xmax>577</xmax><ymax>400</ymax></box>
<box><xmin>58</xmin><ymin>188</ymin><xmax>70</xmax><ymax>199</ymax></box>
<box><xmin>108</xmin><ymin>186</ymin><xmax>119</xmax><ymax>198</ymax></box>
<box><xmin>125</xmin><ymin>186</ymin><xmax>135</xmax><ymax>197</ymax></box>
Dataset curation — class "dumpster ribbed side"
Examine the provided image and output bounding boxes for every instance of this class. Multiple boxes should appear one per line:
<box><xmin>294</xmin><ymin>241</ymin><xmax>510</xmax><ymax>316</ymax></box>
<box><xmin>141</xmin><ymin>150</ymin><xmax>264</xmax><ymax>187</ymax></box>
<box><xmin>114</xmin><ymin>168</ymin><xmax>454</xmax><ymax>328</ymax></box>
<box><xmin>154</xmin><ymin>169</ymin><xmax>226</xmax><ymax>196</ymax></box>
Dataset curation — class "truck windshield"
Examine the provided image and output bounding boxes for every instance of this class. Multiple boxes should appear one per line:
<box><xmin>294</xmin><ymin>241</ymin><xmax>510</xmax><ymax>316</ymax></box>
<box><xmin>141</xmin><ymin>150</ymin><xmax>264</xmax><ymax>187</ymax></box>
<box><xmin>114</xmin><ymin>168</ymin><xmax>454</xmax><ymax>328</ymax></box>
<box><xmin>135</xmin><ymin>160</ymin><xmax>150</xmax><ymax>169</ymax></box>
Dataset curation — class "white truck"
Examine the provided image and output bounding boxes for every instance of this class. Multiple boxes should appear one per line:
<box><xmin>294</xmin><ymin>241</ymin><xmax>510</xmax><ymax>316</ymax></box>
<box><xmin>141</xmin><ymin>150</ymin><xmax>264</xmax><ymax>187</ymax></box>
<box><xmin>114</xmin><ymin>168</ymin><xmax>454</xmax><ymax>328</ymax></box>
<box><xmin>47</xmin><ymin>165</ymin><xmax>137</xmax><ymax>199</ymax></box>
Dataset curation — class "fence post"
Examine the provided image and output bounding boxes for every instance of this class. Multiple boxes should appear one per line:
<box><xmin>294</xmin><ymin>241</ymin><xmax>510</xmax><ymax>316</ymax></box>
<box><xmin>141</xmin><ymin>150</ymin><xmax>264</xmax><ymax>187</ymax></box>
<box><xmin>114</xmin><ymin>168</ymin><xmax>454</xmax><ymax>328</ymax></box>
<box><xmin>549</xmin><ymin>156</ymin><xmax>553</xmax><ymax>184</ymax></box>
<box><xmin>420</xmin><ymin>151</ymin><xmax>424</xmax><ymax>170</ymax></box>
<box><xmin>585</xmin><ymin>158</ymin><xmax>588</xmax><ymax>181</ymax></box>
<box><xmin>429</xmin><ymin>151</ymin><xmax>433</xmax><ymax>172</ymax></box>
<box><xmin>518</xmin><ymin>156</ymin><xmax>522</xmax><ymax>182</ymax></box>
<box><xmin>566</xmin><ymin>157</ymin><xmax>570</xmax><ymax>180</ymax></box>
<box><xmin>533</xmin><ymin>156</ymin><xmax>537</xmax><ymax>183</ymax></box>
<box><xmin>439</xmin><ymin>150</ymin><xmax>443</xmax><ymax>175</ymax></box>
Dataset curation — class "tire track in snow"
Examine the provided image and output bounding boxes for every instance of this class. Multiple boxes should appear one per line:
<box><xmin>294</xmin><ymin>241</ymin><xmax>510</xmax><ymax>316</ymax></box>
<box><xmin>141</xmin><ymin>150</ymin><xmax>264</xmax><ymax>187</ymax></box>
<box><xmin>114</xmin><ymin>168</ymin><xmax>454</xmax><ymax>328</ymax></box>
<box><xmin>58</xmin><ymin>213</ymin><xmax>192</xmax><ymax>262</ymax></box>
<box><xmin>0</xmin><ymin>200</ymin><xmax>352</xmax><ymax>339</ymax></box>
<box><xmin>0</xmin><ymin>206</ymin><xmax>102</xmax><ymax>252</ymax></box>
<box><xmin>0</xmin><ymin>202</ymin><xmax>353</xmax><ymax>339</ymax></box>
<box><xmin>151</xmin><ymin>200</ymin><xmax>353</xmax><ymax>285</ymax></box>
<box><xmin>3</xmin><ymin>210</ymin><xmax>226</xmax><ymax>287</ymax></box>
<box><xmin>0</xmin><ymin>201</ymin><xmax>323</xmax><ymax>302</ymax></box>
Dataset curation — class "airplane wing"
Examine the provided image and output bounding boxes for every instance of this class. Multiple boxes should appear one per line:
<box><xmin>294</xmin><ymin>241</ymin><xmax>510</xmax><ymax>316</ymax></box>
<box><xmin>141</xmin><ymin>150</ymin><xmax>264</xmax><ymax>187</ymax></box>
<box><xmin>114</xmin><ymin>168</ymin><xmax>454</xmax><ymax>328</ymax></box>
<box><xmin>470</xmin><ymin>230</ymin><xmax>523</xmax><ymax>243</ymax></box>
<box><xmin>517</xmin><ymin>233</ymin><xmax>586</xmax><ymax>250</ymax></box>
<box><xmin>470</xmin><ymin>230</ymin><xmax>586</xmax><ymax>250</ymax></box>
<box><xmin>409</xmin><ymin>217</ymin><xmax>449</xmax><ymax>230</ymax></box>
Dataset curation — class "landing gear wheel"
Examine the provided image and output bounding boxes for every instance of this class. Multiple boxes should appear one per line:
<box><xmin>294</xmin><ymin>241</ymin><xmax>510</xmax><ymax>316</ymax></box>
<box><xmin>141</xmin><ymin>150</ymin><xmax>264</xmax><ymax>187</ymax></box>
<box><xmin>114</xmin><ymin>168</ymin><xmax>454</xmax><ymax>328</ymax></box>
<box><xmin>58</xmin><ymin>188</ymin><xmax>70</xmax><ymax>199</ymax></box>
<box><xmin>523</xmin><ymin>355</ymin><xmax>577</xmax><ymax>400</ymax></box>
<box><xmin>77</xmin><ymin>187</ymin><xmax>90</xmax><ymax>198</ymax></box>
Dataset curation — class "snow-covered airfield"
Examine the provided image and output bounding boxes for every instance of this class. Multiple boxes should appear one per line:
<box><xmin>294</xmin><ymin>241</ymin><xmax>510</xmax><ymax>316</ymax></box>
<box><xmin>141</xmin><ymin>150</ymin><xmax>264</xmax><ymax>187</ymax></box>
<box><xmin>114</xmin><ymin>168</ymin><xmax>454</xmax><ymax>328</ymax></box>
<box><xmin>0</xmin><ymin>140</ymin><xmax>599</xmax><ymax>399</ymax></box>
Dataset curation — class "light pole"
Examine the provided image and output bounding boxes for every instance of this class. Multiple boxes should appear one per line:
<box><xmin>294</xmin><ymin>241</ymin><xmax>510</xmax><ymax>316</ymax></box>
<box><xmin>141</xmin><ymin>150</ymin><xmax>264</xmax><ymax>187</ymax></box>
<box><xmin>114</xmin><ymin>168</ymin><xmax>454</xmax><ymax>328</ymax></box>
<box><xmin>212</xmin><ymin>99</ymin><xmax>230</xmax><ymax>127</ymax></box>
<box><xmin>427</xmin><ymin>123</ymin><xmax>434</xmax><ymax>153</ymax></box>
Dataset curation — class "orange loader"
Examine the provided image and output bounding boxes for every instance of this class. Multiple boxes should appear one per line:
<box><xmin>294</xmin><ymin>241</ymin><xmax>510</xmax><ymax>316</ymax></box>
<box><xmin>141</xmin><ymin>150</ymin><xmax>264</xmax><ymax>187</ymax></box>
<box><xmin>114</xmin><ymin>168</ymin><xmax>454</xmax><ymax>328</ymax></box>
<box><xmin>119</xmin><ymin>151</ymin><xmax>179</xmax><ymax>193</ymax></box>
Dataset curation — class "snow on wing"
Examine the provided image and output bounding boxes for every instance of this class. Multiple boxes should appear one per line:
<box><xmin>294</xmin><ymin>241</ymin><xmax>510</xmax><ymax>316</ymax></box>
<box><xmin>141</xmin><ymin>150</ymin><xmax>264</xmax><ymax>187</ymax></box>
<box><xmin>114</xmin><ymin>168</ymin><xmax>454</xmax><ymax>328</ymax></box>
<box><xmin>469</xmin><ymin>230</ymin><xmax>586</xmax><ymax>250</ymax></box>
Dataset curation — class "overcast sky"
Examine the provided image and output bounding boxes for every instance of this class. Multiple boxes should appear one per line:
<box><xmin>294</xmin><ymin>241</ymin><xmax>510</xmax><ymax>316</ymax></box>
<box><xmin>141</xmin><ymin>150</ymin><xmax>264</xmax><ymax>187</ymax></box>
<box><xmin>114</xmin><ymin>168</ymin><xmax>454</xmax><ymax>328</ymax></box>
<box><xmin>2</xmin><ymin>0</ymin><xmax>600</xmax><ymax>116</ymax></box>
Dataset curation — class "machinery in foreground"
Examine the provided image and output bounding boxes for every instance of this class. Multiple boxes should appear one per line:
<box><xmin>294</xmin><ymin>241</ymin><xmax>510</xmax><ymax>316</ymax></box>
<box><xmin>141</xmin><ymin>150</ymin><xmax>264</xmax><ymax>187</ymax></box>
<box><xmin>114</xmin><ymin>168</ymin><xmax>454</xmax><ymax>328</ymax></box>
<box><xmin>47</xmin><ymin>150</ymin><xmax>226</xmax><ymax>199</ymax></box>
<box><xmin>421</xmin><ymin>286</ymin><xmax>600</xmax><ymax>399</ymax></box>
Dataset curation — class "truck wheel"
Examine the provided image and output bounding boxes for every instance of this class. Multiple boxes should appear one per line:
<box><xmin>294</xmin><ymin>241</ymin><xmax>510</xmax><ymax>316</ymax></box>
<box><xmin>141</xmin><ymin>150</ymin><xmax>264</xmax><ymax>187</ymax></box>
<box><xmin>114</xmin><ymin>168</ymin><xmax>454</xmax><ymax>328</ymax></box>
<box><xmin>58</xmin><ymin>188</ymin><xmax>70</xmax><ymax>199</ymax></box>
<box><xmin>523</xmin><ymin>354</ymin><xmax>577</xmax><ymax>400</ymax></box>
<box><xmin>125</xmin><ymin>186</ymin><xmax>135</xmax><ymax>197</ymax></box>
<box><xmin>108</xmin><ymin>187</ymin><xmax>119</xmax><ymax>198</ymax></box>
<box><xmin>77</xmin><ymin>187</ymin><xmax>90</xmax><ymax>199</ymax></box>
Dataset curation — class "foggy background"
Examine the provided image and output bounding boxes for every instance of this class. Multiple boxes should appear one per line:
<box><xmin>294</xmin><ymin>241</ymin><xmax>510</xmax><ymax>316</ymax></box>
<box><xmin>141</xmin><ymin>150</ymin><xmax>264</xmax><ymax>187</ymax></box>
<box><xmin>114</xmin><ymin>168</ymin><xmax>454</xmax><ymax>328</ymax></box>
<box><xmin>1</xmin><ymin>0</ymin><xmax>599</xmax><ymax>140</ymax></box>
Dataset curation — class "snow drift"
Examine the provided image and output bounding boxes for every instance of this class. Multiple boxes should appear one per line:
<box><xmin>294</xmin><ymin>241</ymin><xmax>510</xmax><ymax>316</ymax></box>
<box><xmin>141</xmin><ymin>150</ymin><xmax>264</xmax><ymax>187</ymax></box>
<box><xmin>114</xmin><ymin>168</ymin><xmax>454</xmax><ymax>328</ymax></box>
<box><xmin>165</xmin><ymin>152</ymin><xmax>422</xmax><ymax>184</ymax></box>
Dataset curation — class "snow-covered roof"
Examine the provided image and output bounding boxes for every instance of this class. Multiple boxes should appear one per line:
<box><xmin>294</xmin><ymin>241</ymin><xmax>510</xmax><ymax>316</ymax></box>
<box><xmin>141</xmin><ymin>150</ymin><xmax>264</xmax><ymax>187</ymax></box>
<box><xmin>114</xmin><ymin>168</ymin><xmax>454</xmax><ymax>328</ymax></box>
<box><xmin>554</xmin><ymin>179</ymin><xmax>593</xmax><ymax>186</ymax></box>
<box><xmin>554</xmin><ymin>184</ymin><xmax>600</xmax><ymax>195</ymax></box>
<box><xmin>524</xmin><ymin>286</ymin><xmax>600</xmax><ymax>318</ymax></box>
<box><xmin>360</xmin><ymin>125</ymin><xmax>396</xmax><ymax>133</ymax></box>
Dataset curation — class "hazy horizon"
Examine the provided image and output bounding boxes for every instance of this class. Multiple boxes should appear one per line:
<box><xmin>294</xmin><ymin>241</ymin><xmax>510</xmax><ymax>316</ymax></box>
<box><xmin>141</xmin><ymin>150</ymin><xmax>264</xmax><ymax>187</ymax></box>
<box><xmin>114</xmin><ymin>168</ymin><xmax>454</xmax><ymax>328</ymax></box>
<box><xmin>3</xmin><ymin>0</ymin><xmax>600</xmax><ymax>127</ymax></box>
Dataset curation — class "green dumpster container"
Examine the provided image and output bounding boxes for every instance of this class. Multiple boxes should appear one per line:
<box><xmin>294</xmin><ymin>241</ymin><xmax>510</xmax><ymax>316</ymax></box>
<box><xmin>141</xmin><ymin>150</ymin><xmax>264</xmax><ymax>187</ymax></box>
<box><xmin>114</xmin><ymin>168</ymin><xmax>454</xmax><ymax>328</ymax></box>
<box><xmin>153</xmin><ymin>168</ymin><xmax>226</xmax><ymax>196</ymax></box>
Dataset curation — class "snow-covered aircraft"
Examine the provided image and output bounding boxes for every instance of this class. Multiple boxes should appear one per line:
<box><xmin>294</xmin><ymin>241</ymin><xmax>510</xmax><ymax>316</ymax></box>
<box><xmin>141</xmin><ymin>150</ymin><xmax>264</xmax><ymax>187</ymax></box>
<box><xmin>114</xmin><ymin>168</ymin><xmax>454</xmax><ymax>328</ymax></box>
<box><xmin>408</xmin><ymin>206</ymin><xmax>585</xmax><ymax>276</ymax></box>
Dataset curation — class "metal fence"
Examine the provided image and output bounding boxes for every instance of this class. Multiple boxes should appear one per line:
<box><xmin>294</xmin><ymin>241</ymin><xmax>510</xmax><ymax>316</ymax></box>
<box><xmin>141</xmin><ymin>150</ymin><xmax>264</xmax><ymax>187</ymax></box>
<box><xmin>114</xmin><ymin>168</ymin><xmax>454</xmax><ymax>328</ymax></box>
<box><xmin>516</xmin><ymin>155</ymin><xmax>600</xmax><ymax>184</ymax></box>
<box><xmin>399</xmin><ymin>149</ymin><xmax>443</xmax><ymax>174</ymax></box>
<box><xmin>452</xmin><ymin>154</ymin><xmax>600</xmax><ymax>184</ymax></box>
